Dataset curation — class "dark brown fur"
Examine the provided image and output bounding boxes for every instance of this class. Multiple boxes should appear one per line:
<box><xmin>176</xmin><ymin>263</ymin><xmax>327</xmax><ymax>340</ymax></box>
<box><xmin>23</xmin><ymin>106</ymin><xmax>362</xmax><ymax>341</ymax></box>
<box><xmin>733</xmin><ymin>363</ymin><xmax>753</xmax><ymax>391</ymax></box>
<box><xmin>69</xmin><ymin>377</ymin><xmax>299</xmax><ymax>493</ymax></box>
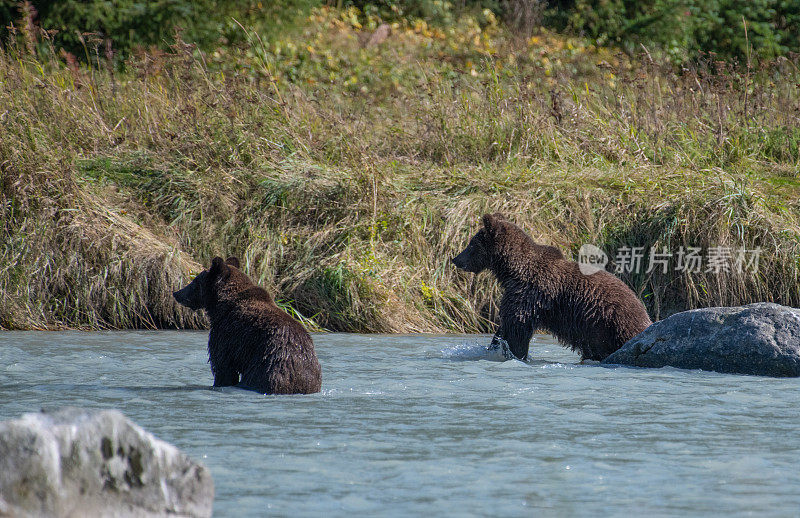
<box><xmin>173</xmin><ymin>256</ymin><xmax>322</xmax><ymax>394</ymax></box>
<box><xmin>452</xmin><ymin>214</ymin><xmax>652</xmax><ymax>361</ymax></box>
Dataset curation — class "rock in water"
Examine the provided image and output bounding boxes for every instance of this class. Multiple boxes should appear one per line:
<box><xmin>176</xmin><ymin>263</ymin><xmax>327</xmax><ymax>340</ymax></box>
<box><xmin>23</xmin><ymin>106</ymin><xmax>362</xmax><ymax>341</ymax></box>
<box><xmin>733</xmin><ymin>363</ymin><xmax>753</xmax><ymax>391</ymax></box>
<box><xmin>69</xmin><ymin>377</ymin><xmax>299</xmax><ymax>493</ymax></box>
<box><xmin>0</xmin><ymin>407</ymin><xmax>213</xmax><ymax>517</ymax></box>
<box><xmin>602</xmin><ymin>303</ymin><xmax>800</xmax><ymax>377</ymax></box>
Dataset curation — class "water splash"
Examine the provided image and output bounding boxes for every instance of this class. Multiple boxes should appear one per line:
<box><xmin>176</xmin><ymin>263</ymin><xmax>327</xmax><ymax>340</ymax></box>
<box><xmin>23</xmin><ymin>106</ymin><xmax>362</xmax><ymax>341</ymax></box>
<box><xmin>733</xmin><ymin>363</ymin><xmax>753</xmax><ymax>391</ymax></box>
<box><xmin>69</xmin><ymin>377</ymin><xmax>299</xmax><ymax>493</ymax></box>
<box><xmin>440</xmin><ymin>340</ymin><xmax>508</xmax><ymax>362</ymax></box>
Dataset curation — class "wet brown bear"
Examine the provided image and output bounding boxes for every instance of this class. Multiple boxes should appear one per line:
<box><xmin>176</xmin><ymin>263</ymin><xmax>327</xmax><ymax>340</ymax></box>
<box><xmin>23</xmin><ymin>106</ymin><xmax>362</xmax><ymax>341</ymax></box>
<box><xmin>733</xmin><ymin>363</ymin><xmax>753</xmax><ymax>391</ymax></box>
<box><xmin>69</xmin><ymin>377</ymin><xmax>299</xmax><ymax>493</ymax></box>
<box><xmin>173</xmin><ymin>256</ymin><xmax>321</xmax><ymax>394</ymax></box>
<box><xmin>452</xmin><ymin>214</ymin><xmax>652</xmax><ymax>361</ymax></box>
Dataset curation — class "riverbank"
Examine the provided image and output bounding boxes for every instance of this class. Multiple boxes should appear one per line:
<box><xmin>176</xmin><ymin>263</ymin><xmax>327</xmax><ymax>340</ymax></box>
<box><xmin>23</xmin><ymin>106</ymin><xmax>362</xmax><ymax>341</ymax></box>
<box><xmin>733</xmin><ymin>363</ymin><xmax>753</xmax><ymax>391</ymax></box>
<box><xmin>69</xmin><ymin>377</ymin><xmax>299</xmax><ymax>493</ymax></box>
<box><xmin>2</xmin><ymin>7</ymin><xmax>799</xmax><ymax>331</ymax></box>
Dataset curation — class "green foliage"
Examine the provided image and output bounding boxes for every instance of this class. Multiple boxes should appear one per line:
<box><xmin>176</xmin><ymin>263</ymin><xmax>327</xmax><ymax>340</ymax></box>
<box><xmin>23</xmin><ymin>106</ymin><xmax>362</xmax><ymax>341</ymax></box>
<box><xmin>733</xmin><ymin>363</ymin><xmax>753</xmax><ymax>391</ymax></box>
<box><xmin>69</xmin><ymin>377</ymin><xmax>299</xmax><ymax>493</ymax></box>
<box><xmin>688</xmin><ymin>0</ymin><xmax>786</xmax><ymax>60</ymax></box>
<box><xmin>3</xmin><ymin>0</ymin><xmax>799</xmax><ymax>63</ymax></box>
<box><xmin>759</xmin><ymin>127</ymin><xmax>800</xmax><ymax>163</ymax></box>
<box><xmin>557</xmin><ymin>0</ymin><xmax>800</xmax><ymax>61</ymax></box>
<box><xmin>556</xmin><ymin>1</ymin><xmax>684</xmax><ymax>49</ymax></box>
<box><xmin>2</xmin><ymin>0</ymin><xmax>194</xmax><ymax>59</ymax></box>
<box><xmin>341</xmin><ymin>0</ymin><xmax>507</xmax><ymax>24</ymax></box>
<box><xmin>343</xmin><ymin>0</ymin><xmax>455</xmax><ymax>24</ymax></box>
<box><xmin>329</xmin><ymin>0</ymin><xmax>799</xmax><ymax>61</ymax></box>
<box><xmin>0</xmin><ymin>0</ymin><xmax>321</xmax><ymax>60</ymax></box>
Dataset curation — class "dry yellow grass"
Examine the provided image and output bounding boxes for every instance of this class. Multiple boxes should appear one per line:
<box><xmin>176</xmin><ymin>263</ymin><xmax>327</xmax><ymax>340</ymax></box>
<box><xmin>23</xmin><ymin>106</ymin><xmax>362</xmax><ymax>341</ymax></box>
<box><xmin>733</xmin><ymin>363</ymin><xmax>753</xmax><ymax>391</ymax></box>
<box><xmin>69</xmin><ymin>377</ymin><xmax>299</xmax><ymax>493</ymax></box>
<box><xmin>2</xmin><ymin>14</ymin><xmax>799</xmax><ymax>330</ymax></box>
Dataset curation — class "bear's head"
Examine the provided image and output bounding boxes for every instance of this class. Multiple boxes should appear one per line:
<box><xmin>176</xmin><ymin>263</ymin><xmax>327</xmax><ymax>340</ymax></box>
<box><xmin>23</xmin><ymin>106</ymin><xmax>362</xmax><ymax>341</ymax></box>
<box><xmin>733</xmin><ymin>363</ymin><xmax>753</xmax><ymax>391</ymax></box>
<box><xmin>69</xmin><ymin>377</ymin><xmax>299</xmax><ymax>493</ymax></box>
<box><xmin>452</xmin><ymin>213</ymin><xmax>563</xmax><ymax>275</ymax></box>
<box><xmin>173</xmin><ymin>256</ymin><xmax>241</xmax><ymax>310</ymax></box>
<box><xmin>451</xmin><ymin>213</ymin><xmax>509</xmax><ymax>273</ymax></box>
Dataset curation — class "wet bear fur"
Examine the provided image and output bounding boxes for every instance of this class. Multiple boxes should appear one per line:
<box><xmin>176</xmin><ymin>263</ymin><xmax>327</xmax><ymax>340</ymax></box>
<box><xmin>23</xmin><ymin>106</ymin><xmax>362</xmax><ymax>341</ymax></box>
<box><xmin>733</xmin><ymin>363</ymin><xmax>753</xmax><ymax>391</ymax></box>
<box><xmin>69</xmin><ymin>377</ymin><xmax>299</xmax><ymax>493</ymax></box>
<box><xmin>452</xmin><ymin>214</ymin><xmax>652</xmax><ymax>361</ymax></box>
<box><xmin>173</xmin><ymin>256</ymin><xmax>322</xmax><ymax>394</ymax></box>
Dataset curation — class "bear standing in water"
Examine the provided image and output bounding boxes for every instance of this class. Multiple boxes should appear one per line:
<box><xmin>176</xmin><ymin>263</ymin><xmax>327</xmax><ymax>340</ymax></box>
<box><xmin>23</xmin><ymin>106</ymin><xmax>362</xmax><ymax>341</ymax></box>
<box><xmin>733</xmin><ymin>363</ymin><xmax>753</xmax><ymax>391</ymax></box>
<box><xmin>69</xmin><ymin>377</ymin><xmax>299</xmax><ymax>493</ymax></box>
<box><xmin>173</xmin><ymin>256</ymin><xmax>321</xmax><ymax>394</ymax></box>
<box><xmin>452</xmin><ymin>214</ymin><xmax>652</xmax><ymax>361</ymax></box>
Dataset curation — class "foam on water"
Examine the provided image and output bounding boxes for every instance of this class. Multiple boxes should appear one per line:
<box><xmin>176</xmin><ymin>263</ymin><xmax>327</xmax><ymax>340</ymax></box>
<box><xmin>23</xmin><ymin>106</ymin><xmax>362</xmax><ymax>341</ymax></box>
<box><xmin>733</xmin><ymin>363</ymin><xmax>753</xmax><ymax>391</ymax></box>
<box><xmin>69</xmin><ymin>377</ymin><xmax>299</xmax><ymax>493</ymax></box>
<box><xmin>439</xmin><ymin>337</ymin><xmax>560</xmax><ymax>365</ymax></box>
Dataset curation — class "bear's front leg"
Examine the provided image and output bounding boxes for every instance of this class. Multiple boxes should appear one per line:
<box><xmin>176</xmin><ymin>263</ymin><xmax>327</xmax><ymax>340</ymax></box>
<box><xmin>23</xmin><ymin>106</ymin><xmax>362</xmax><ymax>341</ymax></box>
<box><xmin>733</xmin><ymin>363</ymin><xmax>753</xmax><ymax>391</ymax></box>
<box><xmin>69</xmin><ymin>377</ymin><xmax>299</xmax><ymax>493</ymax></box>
<box><xmin>492</xmin><ymin>313</ymin><xmax>536</xmax><ymax>361</ymax></box>
<box><xmin>209</xmin><ymin>351</ymin><xmax>238</xmax><ymax>386</ymax></box>
<box><xmin>208</xmin><ymin>334</ymin><xmax>239</xmax><ymax>386</ymax></box>
<box><xmin>212</xmin><ymin>364</ymin><xmax>239</xmax><ymax>387</ymax></box>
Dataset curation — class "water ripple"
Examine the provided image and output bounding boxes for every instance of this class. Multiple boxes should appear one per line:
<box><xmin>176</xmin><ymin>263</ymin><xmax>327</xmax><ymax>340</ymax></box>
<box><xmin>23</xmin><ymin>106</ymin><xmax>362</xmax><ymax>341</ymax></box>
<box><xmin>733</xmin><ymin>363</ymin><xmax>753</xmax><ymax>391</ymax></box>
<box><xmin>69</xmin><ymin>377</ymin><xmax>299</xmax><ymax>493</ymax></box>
<box><xmin>0</xmin><ymin>330</ymin><xmax>798</xmax><ymax>516</ymax></box>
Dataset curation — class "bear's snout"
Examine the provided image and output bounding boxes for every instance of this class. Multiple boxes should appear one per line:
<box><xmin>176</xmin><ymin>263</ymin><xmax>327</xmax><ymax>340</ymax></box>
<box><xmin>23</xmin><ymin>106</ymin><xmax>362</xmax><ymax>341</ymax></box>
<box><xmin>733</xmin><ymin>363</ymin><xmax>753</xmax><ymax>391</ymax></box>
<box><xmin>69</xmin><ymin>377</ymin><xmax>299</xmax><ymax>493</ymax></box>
<box><xmin>173</xmin><ymin>288</ymin><xmax>193</xmax><ymax>308</ymax></box>
<box><xmin>451</xmin><ymin>255</ymin><xmax>465</xmax><ymax>270</ymax></box>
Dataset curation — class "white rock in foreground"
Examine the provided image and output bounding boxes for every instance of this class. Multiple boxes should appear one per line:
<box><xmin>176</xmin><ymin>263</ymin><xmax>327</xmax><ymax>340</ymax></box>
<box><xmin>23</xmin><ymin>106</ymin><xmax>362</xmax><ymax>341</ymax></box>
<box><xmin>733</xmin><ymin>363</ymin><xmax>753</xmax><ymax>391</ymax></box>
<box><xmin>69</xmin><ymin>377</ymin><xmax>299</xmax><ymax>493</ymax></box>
<box><xmin>0</xmin><ymin>407</ymin><xmax>213</xmax><ymax>518</ymax></box>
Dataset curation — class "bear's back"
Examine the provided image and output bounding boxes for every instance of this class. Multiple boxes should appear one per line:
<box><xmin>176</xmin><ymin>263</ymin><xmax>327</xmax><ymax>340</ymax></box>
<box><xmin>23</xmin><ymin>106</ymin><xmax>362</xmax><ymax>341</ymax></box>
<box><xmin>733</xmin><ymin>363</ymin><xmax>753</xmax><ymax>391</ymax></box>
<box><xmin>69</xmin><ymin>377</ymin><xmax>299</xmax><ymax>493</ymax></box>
<box><xmin>546</xmin><ymin>261</ymin><xmax>652</xmax><ymax>359</ymax></box>
<box><xmin>209</xmin><ymin>269</ymin><xmax>321</xmax><ymax>394</ymax></box>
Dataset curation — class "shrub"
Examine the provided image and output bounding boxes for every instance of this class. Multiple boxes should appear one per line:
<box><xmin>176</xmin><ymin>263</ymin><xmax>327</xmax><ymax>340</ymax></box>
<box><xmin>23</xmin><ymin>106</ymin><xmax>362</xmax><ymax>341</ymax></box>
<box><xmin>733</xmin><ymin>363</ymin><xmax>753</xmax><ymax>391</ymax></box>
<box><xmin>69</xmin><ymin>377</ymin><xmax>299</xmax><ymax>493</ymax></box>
<box><xmin>554</xmin><ymin>0</ymin><xmax>800</xmax><ymax>61</ymax></box>
<box><xmin>0</xmin><ymin>0</ymin><xmax>321</xmax><ymax>60</ymax></box>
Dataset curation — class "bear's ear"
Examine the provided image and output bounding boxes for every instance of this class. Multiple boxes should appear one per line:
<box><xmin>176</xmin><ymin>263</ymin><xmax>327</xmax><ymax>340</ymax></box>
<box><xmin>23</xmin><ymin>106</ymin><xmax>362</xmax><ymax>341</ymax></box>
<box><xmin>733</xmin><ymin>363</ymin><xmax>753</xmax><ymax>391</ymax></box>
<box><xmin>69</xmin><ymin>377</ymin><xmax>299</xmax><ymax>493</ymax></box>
<box><xmin>482</xmin><ymin>213</ymin><xmax>506</xmax><ymax>237</ymax></box>
<box><xmin>225</xmin><ymin>256</ymin><xmax>240</xmax><ymax>269</ymax></box>
<box><xmin>209</xmin><ymin>256</ymin><xmax>227</xmax><ymax>277</ymax></box>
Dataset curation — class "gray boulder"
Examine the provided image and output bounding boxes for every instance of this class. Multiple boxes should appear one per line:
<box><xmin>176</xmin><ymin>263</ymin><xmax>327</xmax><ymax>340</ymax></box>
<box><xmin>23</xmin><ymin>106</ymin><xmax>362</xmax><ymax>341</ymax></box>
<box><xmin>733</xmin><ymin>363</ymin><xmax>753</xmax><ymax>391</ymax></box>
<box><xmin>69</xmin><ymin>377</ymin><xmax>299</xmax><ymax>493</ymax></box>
<box><xmin>0</xmin><ymin>407</ymin><xmax>213</xmax><ymax>518</ymax></box>
<box><xmin>602</xmin><ymin>303</ymin><xmax>800</xmax><ymax>376</ymax></box>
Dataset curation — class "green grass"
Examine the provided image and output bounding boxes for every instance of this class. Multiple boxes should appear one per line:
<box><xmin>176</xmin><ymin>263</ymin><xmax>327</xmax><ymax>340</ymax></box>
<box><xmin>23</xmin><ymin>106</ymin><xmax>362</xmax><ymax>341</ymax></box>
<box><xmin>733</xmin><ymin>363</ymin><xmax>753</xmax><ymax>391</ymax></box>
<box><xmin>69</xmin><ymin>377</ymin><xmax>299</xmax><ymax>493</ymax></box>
<box><xmin>1</xmin><ymin>7</ymin><xmax>799</xmax><ymax>331</ymax></box>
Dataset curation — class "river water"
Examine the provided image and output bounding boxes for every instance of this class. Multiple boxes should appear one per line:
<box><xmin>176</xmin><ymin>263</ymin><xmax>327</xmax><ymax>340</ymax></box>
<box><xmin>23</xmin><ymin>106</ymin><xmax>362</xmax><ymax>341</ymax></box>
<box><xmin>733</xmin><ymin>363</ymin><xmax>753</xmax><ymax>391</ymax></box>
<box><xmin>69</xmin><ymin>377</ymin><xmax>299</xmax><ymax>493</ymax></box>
<box><xmin>1</xmin><ymin>331</ymin><xmax>798</xmax><ymax>516</ymax></box>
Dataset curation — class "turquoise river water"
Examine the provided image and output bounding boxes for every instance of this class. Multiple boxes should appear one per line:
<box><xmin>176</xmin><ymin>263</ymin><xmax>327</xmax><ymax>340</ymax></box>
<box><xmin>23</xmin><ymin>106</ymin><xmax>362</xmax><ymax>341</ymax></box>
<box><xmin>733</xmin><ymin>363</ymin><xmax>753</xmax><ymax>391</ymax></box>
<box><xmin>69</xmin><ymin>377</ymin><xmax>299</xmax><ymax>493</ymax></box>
<box><xmin>1</xmin><ymin>331</ymin><xmax>798</xmax><ymax>517</ymax></box>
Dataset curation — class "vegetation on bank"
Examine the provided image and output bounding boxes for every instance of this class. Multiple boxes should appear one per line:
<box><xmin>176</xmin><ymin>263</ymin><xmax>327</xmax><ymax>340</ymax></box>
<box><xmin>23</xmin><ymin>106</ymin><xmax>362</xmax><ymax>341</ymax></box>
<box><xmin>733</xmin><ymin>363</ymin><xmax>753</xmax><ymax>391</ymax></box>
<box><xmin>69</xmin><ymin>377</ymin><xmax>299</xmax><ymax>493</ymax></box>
<box><xmin>3</xmin><ymin>0</ymin><xmax>799</xmax><ymax>63</ymax></box>
<box><xmin>1</xmin><ymin>5</ymin><xmax>799</xmax><ymax>331</ymax></box>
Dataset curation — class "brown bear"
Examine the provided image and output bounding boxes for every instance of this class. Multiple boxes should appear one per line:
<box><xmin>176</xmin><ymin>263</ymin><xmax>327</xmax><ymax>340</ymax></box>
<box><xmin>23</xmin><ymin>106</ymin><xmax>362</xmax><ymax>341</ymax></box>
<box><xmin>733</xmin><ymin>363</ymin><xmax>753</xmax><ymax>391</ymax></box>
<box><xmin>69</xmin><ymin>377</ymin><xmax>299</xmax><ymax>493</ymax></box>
<box><xmin>452</xmin><ymin>214</ymin><xmax>652</xmax><ymax>361</ymax></box>
<box><xmin>173</xmin><ymin>256</ymin><xmax>322</xmax><ymax>394</ymax></box>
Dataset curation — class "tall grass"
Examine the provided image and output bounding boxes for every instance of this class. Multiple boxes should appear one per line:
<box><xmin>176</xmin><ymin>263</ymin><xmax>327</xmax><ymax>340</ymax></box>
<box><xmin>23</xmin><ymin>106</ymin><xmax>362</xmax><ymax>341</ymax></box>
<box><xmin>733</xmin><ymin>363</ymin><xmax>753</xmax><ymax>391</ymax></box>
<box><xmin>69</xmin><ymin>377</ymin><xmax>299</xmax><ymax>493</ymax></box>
<box><xmin>2</xmin><ymin>9</ymin><xmax>799</xmax><ymax>331</ymax></box>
